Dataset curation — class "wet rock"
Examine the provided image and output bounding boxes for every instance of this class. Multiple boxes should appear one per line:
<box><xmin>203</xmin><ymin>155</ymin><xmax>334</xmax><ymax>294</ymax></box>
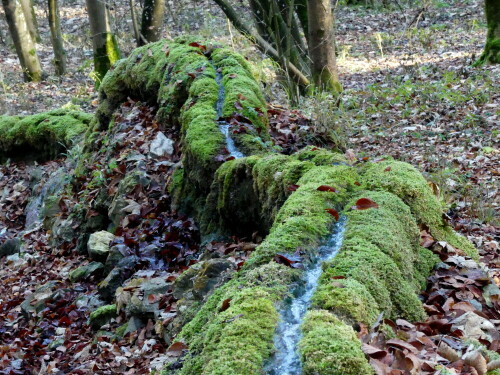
<box><xmin>149</xmin><ymin>132</ymin><xmax>174</xmax><ymax>158</ymax></box>
<box><xmin>0</xmin><ymin>238</ymin><xmax>20</xmax><ymax>257</ymax></box>
<box><xmin>88</xmin><ymin>231</ymin><xmax>115</xmax><ymax>261</ymax></box>
<box><xmin>69</xmin><ymin>262</ymin><xmax>104</xmax><ymax>283</ymax></box>
<box><xmin>98</xmin><ymin>256</ymin><xmax>140</xmax><ymax>301</ymax></box>
<box><xmin>173</xmin><ymin>259</ymin><xmax>234</xmax><ymax>301</ymax></box>
<box><xmin>122</xmin><ymin>277</ymin><xmax>172</xmax><ymax>318</ymax></box>
<box><xmin>88</xmin><ymin>304</ymin><xmax>117</xmax><ymax>330</ymax></box>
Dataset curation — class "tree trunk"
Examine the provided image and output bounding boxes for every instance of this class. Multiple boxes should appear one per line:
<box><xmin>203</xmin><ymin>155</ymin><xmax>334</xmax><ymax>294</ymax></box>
<box><xmin>475</xmin><ymin>0</ymin><xmax>500</xmax><ymax>65</ymax></box>
<box><xmin>2</xmin><ymin>0</ymin><xmax>43</xmax><ymax>81</ymax></box>
<box><xmin>129</xmin><ymin>0</ymin><xmax>142</xmax><ymax>46</ymax></box>
<box><xmin>48</xmin><ymin>0</ymin><xmax>66</xmax><ymax>75</ymax></box>
<box><xmin>139</xmin><ymin>0</ymin><xmax>165</xmax><ymax>45</ymax></box>
<box><xmin>85</xmin><ymin>0</ymin><xmax>121</xmax><ymax>86</ymax></box>
<box><xmin>19</xmin><ymin>0</ymin><xmax>39</xmax><ymax>42</ymax></box>
<box><xmin>307</xmin><ymin>0</ymin><xmax>341</xmax><ymax>93</ymax></box>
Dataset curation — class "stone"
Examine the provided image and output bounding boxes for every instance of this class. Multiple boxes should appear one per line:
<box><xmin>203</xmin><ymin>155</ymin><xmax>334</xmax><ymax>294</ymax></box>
<box><xmin>51</xmin><ymin>217</ymin><xmax>76</xmax><ymax>246</ymax></box>
<box><xmin>88</xmin><ymin>231</ymin><xmax>115</xmax><ymax>261</ymax></box>
<box><xmin>88</xmin><ymin>304</ymin><xmax>117</xmax><ymax>330</ymax></box>
<box><xmin>69</xmin><ymin>262</ymin><xmax>104</xmax><ymax>283</ymax></box>
<box><xmin>123</xmin><ymin>277</ymin><xmax>172</xmax><ymax>318</ymax></box>
<box><xmin>98</xmin><ymin>256</ymin><xmax>140</xmax><ymax>301</ymax></box>
<box><xmin>173</xmin><ymin>259</ymin><xmax>234</xmax><ymax>301</ymax></box>
<box><xmin>149</xmin><ymin>132</ymin><xmax>174</xmax><ymax>158</ymax></box>
<box><xmin>0</xmin><ymin>238</ymin><xmax>20</xmax><ymax>257</ymax></box>
<box><xmin>104</xmin><ymin>244</ymin><xmax>132</xmax><ymax>273</ymax></box>
<box><xmin>20</xmin><ymin>281</ymin><xmax>60</xmax><ymax>317</ymax></box>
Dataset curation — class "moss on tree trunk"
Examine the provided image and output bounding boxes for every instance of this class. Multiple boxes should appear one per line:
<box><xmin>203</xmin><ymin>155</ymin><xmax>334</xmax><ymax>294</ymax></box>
<box><xmin>475</xmin><ymin>0</ymin><xmax>500</xmax><ymax>65</ymax></box>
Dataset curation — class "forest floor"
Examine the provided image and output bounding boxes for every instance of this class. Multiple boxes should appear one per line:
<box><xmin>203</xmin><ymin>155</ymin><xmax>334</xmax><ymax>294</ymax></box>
<box><xmin>0</xmin><ymin>0</ymin><xmax>499</xmax><ymax>374</ymax></box>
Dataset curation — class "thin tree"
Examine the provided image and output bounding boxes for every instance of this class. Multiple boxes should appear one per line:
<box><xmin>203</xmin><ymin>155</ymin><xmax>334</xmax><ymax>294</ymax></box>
<box><xmin>19</xmin><ymin>0</ymin><xmax>40</xmax><ymax>42</ymax></box>
<box><xmin>2</xmin><ymin>0</ymin><xmax>43</xmax><ymax>81</ymax></box>
<box><xmin>475</xmin><ymin>0</ymin><xmax>499</xmax><ymax>65</ymax></box>
<box><xmin>139</xmin><ymin>0</ymin><xmax>166</xmax><ymax>45</ymax></box>
<box><xmin>307</xmin><ymin>0</ymin><xmax>341</xmax><ymax>93</ymax></box>
<box><xmin>48</xmin><ymin>0</ymin><xmax>66</xmax><ymax>75</ymax></box>
<box><xmin>129</xmin><ymin>0</ymin><xmax>142</xmax><ymax>46</ymax></box>
<box><xmin>85</xmin><ymin>0</ymin><xmax>121</xmax><ymax>86</ymax></box>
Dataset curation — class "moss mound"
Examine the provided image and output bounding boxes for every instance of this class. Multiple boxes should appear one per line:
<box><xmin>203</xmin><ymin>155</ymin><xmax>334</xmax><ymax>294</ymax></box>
<box><xmin>0</xmin><ymin>109</ymin><xmax>92</xmax><ymax>161</ymax></box>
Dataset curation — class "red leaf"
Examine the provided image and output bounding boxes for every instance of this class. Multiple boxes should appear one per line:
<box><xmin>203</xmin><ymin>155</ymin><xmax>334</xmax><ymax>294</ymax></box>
<box><xmin>325</xmin><ymin>208</ymin><xmax>340</xmax><ymax>221</ymax></box>
<box><xmin>167</xmin><ymin>342</ymin><xmax>187</xmax><ymax>356</ymax></box>
<box><xmin>219</xmin><ymin>298</ymin><xmax>232</xmax><ymax>312</ymax></box>
<box><xmin>288</xmin><ymin>184</ymin><xmax>300</xmax><ymax>192</ymax></box>
<box><xmin>351</xmin><ymin>198</ymin><xmax>379</xmax><ymax>210</ymax></box>
<box><xmin>362</xmin><ymin>344</ymin><xmax>388</xmax><ymax>360</ymax></box>
<box><xmin>384</xmin><ymin>166</ymin><xmax>392</xmax><ymax>172</ymax></box>
<box><xmin>317</xmin><ymin>185</ymin><xmax>337</xmax><ymax>193</ymax></box>
<box><xmin>274</xmin><ymin>253</ymin><xmax>302</xmax><ymax>269</ymax></box>
<box><xmin>189</xmin><ymin>42</ymin><xmax>206</xmax><ymax>51</ymax></box>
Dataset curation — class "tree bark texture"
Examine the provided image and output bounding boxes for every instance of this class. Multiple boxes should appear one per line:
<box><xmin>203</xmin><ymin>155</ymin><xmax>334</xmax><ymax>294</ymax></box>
<box><xmin>129</xmin><ymin>0</ymin><xmax>142</xmax><ymax>46</ymax></box>
<box><xmin>139</xmin><ymin>0</ymin><xmax>165</xmax><ymax>45</ymax></box>
<box><xmin>2</xmin><ymin>0</ymin><xmax>43</xmax><ymax>81</ymax></box>
<box><xmin>307</xmin><ymin>0</ymin><xmax>341</xmax><ymax>93</ymax></box>
<box><xmin>85</xmin><ymin>0</ymin><xmax>121</xmax><ymax>86</ymax></box>
<box><xmin>19</xmin><ymin>0</ymin><xmax>39</xmax><ymax>42</ymax></box>
<box><xmin>48</xmin><ymin>0</ymin><xmax>66</xmax><ymax>75</ymax></box>
<box><xmin>476</xmin><ymin>0</ymin><xmax>500</xmax><ymax>65</ymax></box>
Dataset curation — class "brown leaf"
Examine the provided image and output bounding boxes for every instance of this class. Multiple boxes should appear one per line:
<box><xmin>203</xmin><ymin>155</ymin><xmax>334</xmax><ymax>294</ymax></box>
<box><xmin>437</xmin><ymin>342</ymin><xmax>460</xmax><ymax>362</ymax></box>
<box><xmin>463</xmin><ymin>350</ymin><xmax>487</xmax><ymax>375</ymax></box>
<box><xmin>325</xmin><ymin>208</ymin><xmax>340</xmax><ymax>221</ymax></box>
<box><xmin>167</xmin><ymin>342</ymin><xmax>187</xmax><ymax>357</ymax></box>
<box><xmin>362</xmin><ymin>344</ymin><xmax>388</xmax><ymax>360</ymax></box>
<box><xmin>351</xmin><ymin>198</ymin><xmax>379</xmax><ymax>210</ymax></box>
<box><xmin>288</xmin><ymin>184</ymin><xmax>300</xmax><ymax>191</ymax></box>
<box><xmin>219</xmin><ymin>298</ymin><xmax>231</xmax><ymax>312</ymax></box>
<box><xmin>317</xmin><ymin>185</ymin><xmax>337</xmax><ymax>193</ymax></box>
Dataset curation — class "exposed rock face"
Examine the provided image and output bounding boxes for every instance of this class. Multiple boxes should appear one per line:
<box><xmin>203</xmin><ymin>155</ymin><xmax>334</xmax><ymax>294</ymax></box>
<box><xmin>87</xmin><ymin>231</ymin><xmax>115</xmax><ymax>261</ymax></box>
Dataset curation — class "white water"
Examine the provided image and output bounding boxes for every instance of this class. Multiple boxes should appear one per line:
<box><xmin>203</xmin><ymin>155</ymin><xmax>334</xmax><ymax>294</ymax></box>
<box><xmin>211</xmin><ymin>62</ymin><xmax>244</xmax><ymax>159</ymax></box>
<box><xmin>265</xmin><ymin>217</ymin><xmax>347</xmax><ymax>375</ymax></box>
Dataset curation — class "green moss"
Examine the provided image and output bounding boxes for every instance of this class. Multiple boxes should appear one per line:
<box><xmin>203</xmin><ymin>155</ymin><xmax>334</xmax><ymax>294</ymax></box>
<box><xmin>361</xmin><ymin>160</ymin><xmax>477</xmax><ymax>259</ymax></box>
<box><xmin>312</xmin><ymin>277</ymin><xmax>380</xmax><ymax>326</ymax></box>
<box><xmin>299</xmin><ymin>310</ymin><xmax>373</xmax><ymax>375</ymax></box>
<box><xmin>89</xmin><ymin>304</ymin><xmax>117</xmax><ymax>329</ymax></box>
<box><xmin>0</xmin><ymin>110</ymin><xmax>91</xmax><ymax>160</ymax></box>
<box><xmin>293</xmin><ymin>146</ymin><xmax>350</xmax><ymax>166</ymax></box>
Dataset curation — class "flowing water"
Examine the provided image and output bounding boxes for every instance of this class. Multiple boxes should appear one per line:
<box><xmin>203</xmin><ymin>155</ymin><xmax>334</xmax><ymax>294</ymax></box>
<box><xmin>211</xmin><ymin>62</ymin><xmax>245</xmax><ymax>159</ymax></box>
<box><xmin>265</xmin><ymin>217</ymin><xmax>347</xmax><ymax>375</ymax></box>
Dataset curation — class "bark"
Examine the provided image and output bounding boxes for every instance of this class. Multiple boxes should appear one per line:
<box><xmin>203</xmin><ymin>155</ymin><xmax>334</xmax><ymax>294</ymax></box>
<box><xmin>139</xmin><ymin>0</ymin><xmax>165</xmax><ymax>45</ymax></box>
<box><xmin>129</xmin><ymin>0</ymin><xmax>142</xmax><ymax>46</ymax></box>
<box><xmin>48</xmin><ymin>0</ymin><xmax>66</xmax><ymax>75</ymax></box>
<box><xmin>85</xmin><ymin>0</ymin><xmax>121</xmax><ymax>86</ymax></box>
<box><xmin>475</xmin><ymin>0</ymin><xmax>500</xmax><ymax>65</ymax></box>
<box><xmin>307</xmin><ymin>0</ymin><xmax>341</xmax><ymax>93</ymax></box>
<box><xmin>213</xmin><ymin>0</ymin><xmax>310</xmax><ymax>87</ymax></box>
<box><xmin>2</xmin><ymin>0</ymin><xmax>43</xmax><ymax>81</ymax></box>
<box><xmin>19</xmin><ymin>0</ymin><xmax>39</xmax><ymax>42</ymax></box>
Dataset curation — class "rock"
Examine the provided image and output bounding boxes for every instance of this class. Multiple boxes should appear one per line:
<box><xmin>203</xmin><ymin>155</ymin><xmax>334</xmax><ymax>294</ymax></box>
<box><xmin>88</xmin><ymin>231</ymin><xmax>115</xmax><ymax>261</ymax></box>
<box><xmin>0</xmin><ymin>238</ymin><xmax>20</xmax><ymax>257</ymax></box>
<box><xmin>104</xmin><ymin>244</ymin><xmax>132</xmax><ymax>273</ymax></box>
<box><xmin>51</xmin><ymin>217</ymin><xmax>76</xmax><ymax>246</ymax></box>
<box><xmin>149</xmin><ymin>132</ymin><xmax>174</xmax><ymax>158</ymax></box>
<box><xmin>20</xmin><ymin>281</ymin><xmax>60</xmax><ymax>317</ymax></box>
<box><xmin>69</xmin><ymin>262</ymin><xmax>104</xmax><ymax>282</ymax></box>
<box><xmin>75</xmin><ymin>294</ymin><xmax>104</xmax><ymax>310</ymax></box>
<box><xmin>98</xmin><ymin>256</ymin><xmax>140</xmax><ymax>301</ymax></box>
<box><xmin>88</xmin><ymin>304</ymin><xmax>117</xmax><ymax>330</ymax></box>
<box><xmin>123</xmin><ymin>277</ymin><xmax>172</xmax><ymax>318</ymax></box>
<box><xmin>451</xmin><ymin>311</ymin><xmax>496</xmax><ymax>340</ymax></box>
<box><xmin>173</xmin><ymin>259</ymin><xmax>234</xmax><ymax>301</ymax></box>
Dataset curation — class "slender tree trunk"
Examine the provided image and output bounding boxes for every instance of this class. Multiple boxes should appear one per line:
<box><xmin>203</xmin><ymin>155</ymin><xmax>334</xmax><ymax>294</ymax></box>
<box><xmin>129</xmin><ymin>0</ymin><xmax>142</xmax><ymax>46</ymax></box>
<box><xmin>85</xmin><ymin>0</ymin><xmax>121</xmax><ymax>86</ymax></box>
<box><xmin>139</xmin><ymin>0</ymin><xmax>165</xmax><ymax>45</ymax></box>
<box><xmin>307</xmin><ymin>0</ymin><xmax>341</xmax><ymax>93</ymax></box>
<box><xmin>2</xmin><ymin>0</ymin><xmax>43</xmax><ymax>81</ymax></box>
<box><xmin>48</xmin><ymin>0</ymin><xmax>66</xmax><ymax>75</ymax></box>
<box><xmin>19</xmin><ymin>0</ymin><xmax>39</xmax><ymax>42</ymax></box>
<box><xmin>475</xmin><ymin>0</ymin><xmax>500</xmax><ymax>65</ymax></box>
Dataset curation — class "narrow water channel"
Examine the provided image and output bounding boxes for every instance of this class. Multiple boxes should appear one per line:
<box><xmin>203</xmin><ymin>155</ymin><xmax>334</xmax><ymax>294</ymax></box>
<box><xmin>265</xmin><ymin>216</ymin><xmax>347</xmax><ymax>375</ymax></box>
<box><xmin>210</xmin><ymin>62</ymin><xmax>245</xmax><ymax>159</ymax></box>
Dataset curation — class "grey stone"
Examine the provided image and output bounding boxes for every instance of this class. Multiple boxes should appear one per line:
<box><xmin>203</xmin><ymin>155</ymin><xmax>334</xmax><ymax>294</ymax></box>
<box><xmin>124</xmin><ymin>277</ymin><xmax>172</xmax><ymax>318</ymax></box>
<box><xmin>88</xmin><ymin>231</ymin><xmax>115</xmax><ymax>261</ymax></box>
<box><xmin>149</xmin><ymin>132</ymin><xmax>174</xmax><ymax>158</ymax></box>
<box><xmin>20</xmin><ymin>281</ymin><xmax>60</xmax><ymax>317</ymax></box>
<box><xmin>0</xmin><ymin>238</ymin><xmax>20</xmax><ymax>257</ymax></box>
<box><xmin>98</xmin><ymin>256</ymin><xmax>140</xmax><ymax>300</ymax></box>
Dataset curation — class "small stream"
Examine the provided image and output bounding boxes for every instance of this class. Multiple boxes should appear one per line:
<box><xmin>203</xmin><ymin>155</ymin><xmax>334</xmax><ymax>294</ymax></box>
<box><xmin>265</xmin><ymin>217</ymin><xmax>347</xmax><ymax>375</ymax></box>
<box><xmin>211</xmin><ymin>62</ymin><xmax>245</xmax><ymax>159</ymax></box>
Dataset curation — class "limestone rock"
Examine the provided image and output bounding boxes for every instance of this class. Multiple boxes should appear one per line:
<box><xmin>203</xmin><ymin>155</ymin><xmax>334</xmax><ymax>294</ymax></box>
<box><xmin>69</xmin><ymin>262</ymin><xmax>104</xmax><ymax>283</ymax></box>
<box><xmin>149</xmin><ymin>132</ymin><xmax>174</xmax><ymax>158</ymax></box>
<box><xmin>120</xmin><ymin>277</ymin><xmax>172</xmax><ymax>318</ymax></box>
<box><xmin>88</xmin><ymin>231</ymin><xmax>115</xmax><ymax>261</ymax></box>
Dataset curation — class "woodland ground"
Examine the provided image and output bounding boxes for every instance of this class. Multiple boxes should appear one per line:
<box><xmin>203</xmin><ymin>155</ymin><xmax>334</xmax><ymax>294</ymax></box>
<box><xmin>0</xmin><ymin>0</ymin><xmax>499</xmax><ymax>374</ymax></box>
